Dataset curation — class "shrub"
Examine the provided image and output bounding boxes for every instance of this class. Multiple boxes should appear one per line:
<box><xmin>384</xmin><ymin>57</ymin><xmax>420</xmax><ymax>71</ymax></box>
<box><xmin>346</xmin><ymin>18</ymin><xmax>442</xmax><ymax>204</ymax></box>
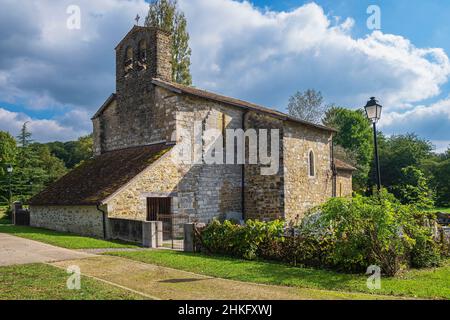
<box><xmin>410</xmin><ymin>235</ymin><xmax>441</xmax><ymax>268</ymax></box>
<box><xmin>199</xmin><ymin>219</ymin><xmax>284</xmax><ymax>260</ymax></box>
<box><xmin>195</xmin><ymin>190</ymin><xmax>441</xmax><ymax>277</ymax></box>
<box><xmin>5</xmin><ymin>207</ymin><xmax>12</xmax><ymax>220</ymax></box>
<box><xmin>305</xmin><ymin>190</ymin><xmax>441</xmax><ymax>276</ymax></box>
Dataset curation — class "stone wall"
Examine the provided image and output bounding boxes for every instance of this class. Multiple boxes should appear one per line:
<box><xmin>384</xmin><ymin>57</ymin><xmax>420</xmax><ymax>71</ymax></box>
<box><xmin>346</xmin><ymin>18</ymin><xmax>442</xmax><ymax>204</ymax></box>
<box><xmin>93</xmin><ymin>27</ymin><xmax>175</xmax><ymax>155</ymax></box>
<box><xmin>106</xmin><ymin>150</ymin><xmax>181</xmax><ymax>221</ymax></box>
<box><xmin>336</xmin><ymin>170</ymin><xmax>353</xmax><ymax>198</ymax></box>
<box><xmin>29</xmin><ymin>206</ymin><xmax>104</xmax><ymax>238</ymax></box>
<box><xmin>244</xmin><ymin>112</ymin><xmax>284</xmax><ymax>221</ymax></box>
<box><xmin>283</xmin><ymin>122</ymin><xmax>334</xmax><ymax>222</ymax></box>
<box><xmin>175</xmin><ymin>94</ymin><xmax>243</xmax><ymax>222</ymax></box>
<box><xmin>106</xmin><ymin>88</ymin><xmax>243</xmax><ymax>224</ymax></box>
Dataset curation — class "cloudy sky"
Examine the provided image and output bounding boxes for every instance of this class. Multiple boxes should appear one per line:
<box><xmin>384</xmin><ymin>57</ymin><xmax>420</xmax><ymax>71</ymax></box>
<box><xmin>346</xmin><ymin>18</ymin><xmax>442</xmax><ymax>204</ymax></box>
<box><xmin>0</xmin><ymin>0</ymin><xmax>449</xmax><ymax>152</ymax></box>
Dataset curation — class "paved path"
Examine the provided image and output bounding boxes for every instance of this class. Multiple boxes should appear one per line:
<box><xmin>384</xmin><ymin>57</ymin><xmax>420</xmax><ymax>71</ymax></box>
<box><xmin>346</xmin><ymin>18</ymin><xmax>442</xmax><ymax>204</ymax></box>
<box><xmin>0</xmin><ymin>233</ymin><xmax>92</xmax><ymax>266</ymax></box>
<box><xmin>0</xmin><ymin>234</ymin><xmax>400</xmax><ymax>300</ymax></box>
<box><xmin>52</xmin><ymin>255</ymin><xmax>396</xmax><ymax>300</ymax></box>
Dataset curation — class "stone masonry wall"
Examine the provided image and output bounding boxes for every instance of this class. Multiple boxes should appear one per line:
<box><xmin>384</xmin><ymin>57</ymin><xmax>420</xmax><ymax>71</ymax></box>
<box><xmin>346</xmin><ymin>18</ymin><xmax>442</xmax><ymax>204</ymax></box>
<box><xmin>283</xmin><ymin>122</ymin><xmax>334</xmax><ymax>222</ymax></box>
<box><xmin>244</xmin><ymin>112</ymin><xmax>284</xmax><ymax>221</ymax></box>
<box><xmin>30</xmin><ymin>206</ymin><xmax>104</xmax><ymax>238</ymax></box>
<box><xmin>336</xmin><ymin>170</ymin><xmax>353</xmax><ymax>198</ymax></box>
<box><xmin>106</xmin><ymin>150</ymin><xmax>180</xmax><ymax>221</ymax></box>
<box><xmin>106</xmin><ymin>87</ymin><xmax>243</xmax><ymax>224</ymax></box>
<box><xmin>172</xmin><ymin>92</ymin><xmax>243</xmax><ymax>223</ymax></box>
<box><xmin>93</xmin><ymin>27</ymin><xmax>175</xmax><ymax>155</ymax></box>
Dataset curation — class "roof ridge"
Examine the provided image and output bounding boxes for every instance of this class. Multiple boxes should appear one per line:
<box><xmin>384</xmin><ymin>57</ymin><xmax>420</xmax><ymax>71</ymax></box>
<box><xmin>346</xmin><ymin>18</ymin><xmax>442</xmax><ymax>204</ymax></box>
<box><xmin>151</xmin><ymin>78</ymin><xmax>337</xmax><ymax>133</ymax></box>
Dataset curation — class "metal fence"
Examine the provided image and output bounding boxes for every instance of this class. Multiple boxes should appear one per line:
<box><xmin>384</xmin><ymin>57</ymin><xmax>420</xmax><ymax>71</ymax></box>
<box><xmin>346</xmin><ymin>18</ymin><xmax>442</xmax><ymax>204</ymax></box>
<box><xmin>14</xmin><ymin>209</ymin><xmax>30</xmax><ymax>226</ymax></box>
<box><xmin>157</xmin><ymin>214</ymin><xmax>190</xmax><ymax>250</ymax></box>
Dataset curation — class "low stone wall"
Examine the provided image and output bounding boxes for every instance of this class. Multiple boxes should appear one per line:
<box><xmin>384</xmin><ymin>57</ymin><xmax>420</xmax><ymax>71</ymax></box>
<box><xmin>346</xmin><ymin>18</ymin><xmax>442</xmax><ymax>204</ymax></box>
<box><xmin>336</xmin><ymin>170</ymin><xmax>353</xmax><ymax>198</ymax></box>
<box><xmin>29</xmin><ymin>205</ymin><xmax>104</xmax><ymax>238</ymax></box>
<box><xmin>108</xmin><ymin>218</ymin><xmax>143</xmax><ymax>243</ymax></box>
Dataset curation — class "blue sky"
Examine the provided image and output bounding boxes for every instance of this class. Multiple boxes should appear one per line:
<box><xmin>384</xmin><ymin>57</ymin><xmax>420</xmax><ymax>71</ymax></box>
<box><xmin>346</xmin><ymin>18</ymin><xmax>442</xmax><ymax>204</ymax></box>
<box><xmin>0</xmin><ymin>0</ymin><xmax>449</xmax><ymax>152</ymax></box>
<box><xmin>253</xmin><ymin>0</ymin><xmax>450</xmax><ymax>101</ymax></box>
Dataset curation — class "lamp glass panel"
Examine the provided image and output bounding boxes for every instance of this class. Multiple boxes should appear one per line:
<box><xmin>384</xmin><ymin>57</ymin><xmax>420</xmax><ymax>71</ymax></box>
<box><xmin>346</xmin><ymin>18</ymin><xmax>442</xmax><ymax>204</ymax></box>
<box><xmin>376</xmin><ymin>105</ymin><xmax>382</xmax><ymax>120</ymax></box>
<box><xmin>365</xmin><ymin>105</ymin><xmax>378</xmax><ymax>120</ymax></box>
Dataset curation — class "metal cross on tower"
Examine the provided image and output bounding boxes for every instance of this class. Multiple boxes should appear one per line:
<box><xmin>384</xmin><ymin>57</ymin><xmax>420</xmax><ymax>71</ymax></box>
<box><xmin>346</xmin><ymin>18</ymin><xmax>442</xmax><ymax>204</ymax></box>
<box><xmin>135</xmin><ymin>14</ymin><xmax>141</xmax><ymax>26</ymax></box>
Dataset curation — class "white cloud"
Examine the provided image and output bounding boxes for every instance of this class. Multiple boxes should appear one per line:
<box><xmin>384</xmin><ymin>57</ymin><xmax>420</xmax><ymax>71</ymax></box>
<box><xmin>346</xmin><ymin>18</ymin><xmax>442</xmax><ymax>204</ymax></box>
<box><xmin>0</xmin><ymin>108</ymin><xmax>90</xmax><ymax>142</ymax></box>
<box><xmin>0</xmin><ymin>0</ymin><xmax>149</xmax><ymax>111</ymax></box>
<box><xmin>0</xmin><ymin>0</ymin><xmax>449</xmax><ymax>147</ymax></box>
<box><xmin>380</xmin><ymin>97</ymin><xmax>450</xmax><ymax>152</ymax></box>
<box><xmin>179</xmin><ymin>0</ymin><xmax>450</xmax><ymax>110</ymax></box>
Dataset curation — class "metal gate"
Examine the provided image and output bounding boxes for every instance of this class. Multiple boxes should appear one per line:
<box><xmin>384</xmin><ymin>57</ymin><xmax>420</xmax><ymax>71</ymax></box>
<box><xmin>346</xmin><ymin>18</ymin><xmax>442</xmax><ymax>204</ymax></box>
<box><xmin>157</xmin><ymin>214</ymin><xmax>190</xmax><ymax>250</ymax></box>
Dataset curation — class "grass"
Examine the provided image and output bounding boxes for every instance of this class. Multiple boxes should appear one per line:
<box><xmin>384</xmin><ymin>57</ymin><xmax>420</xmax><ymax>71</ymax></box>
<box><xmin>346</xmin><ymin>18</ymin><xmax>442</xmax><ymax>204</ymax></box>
<box><xmin>430</xmin><ymin>207</ymin><xmax>450</xmax><ymax>213</ymax></box>
<box><xmin>107</xmin><ymin>250</ymin><xmax>450</xmax><ymax>300</ymax></box>
<box><xmin>0</xmin><ymin>263</ymin><xmax>147</xmax><ymax>300</ymax></box>
<box><xmin>0</xmin><ymin>225</ymin><xmax>139</xmax><ymax>249</ymax></box>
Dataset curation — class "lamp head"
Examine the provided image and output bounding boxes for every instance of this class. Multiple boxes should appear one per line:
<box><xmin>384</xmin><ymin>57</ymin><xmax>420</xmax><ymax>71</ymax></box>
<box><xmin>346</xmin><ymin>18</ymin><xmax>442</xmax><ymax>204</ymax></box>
<box><xmin>364</xmin><ymin>97</ymin><xmax>382</xmax><ymax>123</ymax></box>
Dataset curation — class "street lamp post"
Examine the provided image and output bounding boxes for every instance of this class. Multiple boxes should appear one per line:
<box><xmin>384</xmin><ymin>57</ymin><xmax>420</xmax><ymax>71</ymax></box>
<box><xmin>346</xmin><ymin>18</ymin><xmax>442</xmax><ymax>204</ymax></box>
<box><xmin>364</xmin><ymin>97</ymin><xmax>383</xmax><ymax>191</ymax></box>
<box><xmin>6</xmin><ymin>164</ymin><xmax>13</xmax><ymax>206</ymax></box>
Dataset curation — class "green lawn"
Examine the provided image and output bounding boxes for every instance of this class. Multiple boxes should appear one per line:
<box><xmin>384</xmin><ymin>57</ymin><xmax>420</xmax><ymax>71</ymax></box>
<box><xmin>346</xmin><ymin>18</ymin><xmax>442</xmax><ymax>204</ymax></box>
<box><xmin>431</xmin><ymin>207</ymin><xmax>450</xmax><ymax>213</ymax></box>
<box><xmin>107</xmin><ymin>250</ymin><xmax>450</xmax><ymax>300</ymax></box>
<box><xmin>0</xmin><ymin>225</ymin><xmax>139</xmax><ymax>249</ymax></box>
<box><xmin>0</xmin><ymin>263</ymin><xmax>146</xmax><ymax>300</ymax></box>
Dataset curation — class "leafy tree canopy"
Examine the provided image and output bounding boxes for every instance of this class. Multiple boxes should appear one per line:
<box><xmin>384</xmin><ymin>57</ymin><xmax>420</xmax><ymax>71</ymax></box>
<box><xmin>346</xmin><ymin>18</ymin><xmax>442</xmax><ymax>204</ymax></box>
<box><xmin>288</xmin><ymin>89</ymin><xmax>331</xmax><ymax>124</ymax></box>
<box><xmin>392</xmin><ymin>166</ymin><xmax>434</xmax><ymax>209</ymax></box>
<box><xmin>145</xmin><ymin>0</ymin><xmax>192</xmax><ymax>85</ymax></box>
<box><xmin>323</xmin><ymin>106</ymin><xmax>373</xmax><ymax>191</ymax></box>
<box><xmin>373</xmin><ymin>133</ymin><xmax>433</xmax><ymax>188</ymax></box>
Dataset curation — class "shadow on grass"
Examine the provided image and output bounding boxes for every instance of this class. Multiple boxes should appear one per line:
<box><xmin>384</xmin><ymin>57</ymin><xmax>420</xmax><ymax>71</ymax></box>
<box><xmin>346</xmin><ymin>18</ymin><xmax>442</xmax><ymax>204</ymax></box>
<box><xmin>159</xmin><ymin>278</ymin><xmax>209</xmax><ymax>284</ymax></box>
<box><xmin>109</xmin><ymin>250</ymin><xmax>366</xmax><ymax>293</ymax></box>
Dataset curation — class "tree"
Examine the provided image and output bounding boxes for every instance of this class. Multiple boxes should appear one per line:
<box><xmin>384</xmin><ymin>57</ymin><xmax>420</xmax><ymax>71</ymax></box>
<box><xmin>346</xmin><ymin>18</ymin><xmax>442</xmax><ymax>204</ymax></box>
<box><xmin>7</xmin><ymin>126</ymin><xmax>68</xmax><ymax>202</ymax></box>
<box><xmin>17</xmin><ymin>122</ymin><xmax>33</xmax><ymax>148</ymax></box>
<box><xmin>373</xmin><ymin>134</ymin><xmax>433</xmax><ymax>189</ymax></box>
<box><xmin>0</xmin><ymin>131</ymin><xmax>17</xmax><ymax>174</ymax></box>
<box><xmin>0</xmin><ymin>132</ymin><xmax>18</xmax><ymax>205</ymax></box>
<box><xmin>392</xmin><ymin>166</ymin><xmax>434</xmax><ymax>209</ymax></box>
<box><xmin>425</xmin><ymin>157</ymin><xmax>450</xmax><ymax>207</ymax></box>
<box><xmin>145</xmin><ymin>0</ymin><xmax>192</xmax><ymax>85</ymax></box>
<box><xmin>287</xmin><ymin>89</ymin><xmax>330</xmax><ymax>124</ymax></box>
<box><xmin>323</xmin><ymin>107</ymin><xmax>373</xmax><ymax>191</ymax></box>
<box><xmin>46</xmin><ymin>134</ymin><xmax>93</xmax><ymax>169</ymax></box>
<box><xmin>29</xmin><ymin>144</ymin><xmax>67</xmax><ymax>185</ymax></box>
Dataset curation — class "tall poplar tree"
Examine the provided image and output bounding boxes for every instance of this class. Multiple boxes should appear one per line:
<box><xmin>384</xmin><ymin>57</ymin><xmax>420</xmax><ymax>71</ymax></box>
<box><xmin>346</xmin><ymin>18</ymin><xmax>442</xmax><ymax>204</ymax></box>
<box><xmin>145</xmin><ymin>0</ymin><xmax>192</xmax><ymax>85</ymax></box>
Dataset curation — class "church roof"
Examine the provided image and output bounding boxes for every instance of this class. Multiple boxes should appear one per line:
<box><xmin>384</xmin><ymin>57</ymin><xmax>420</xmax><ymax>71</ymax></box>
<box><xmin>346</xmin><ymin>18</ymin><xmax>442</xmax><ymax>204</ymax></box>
<box><xmin>151</xmin><ymin>78</ymin><xmax>337</xmax><ymax>133</ymax></box>
<box><xmin>92</xmin><ymin>93</ymin><xmax>116</xmax><ymax>120</ymax></box>
<box><xmin>91</xmin><ymin>79</ymin><xmax>337</xmax><ymax>133</ymax></box>
<box><xmin>114</xmin><ymin>26</ymin><xmax>171</xmax><ymax>50</ymax></box>
<box><xmin>334</xmin><ymin>159</ymin><xmax>357</xmax><ymax>171</ymax></box>
<box><xmin>29</xmin><ymin>143</ymin><xmax>173</xmax><ymax>206</ymax></box>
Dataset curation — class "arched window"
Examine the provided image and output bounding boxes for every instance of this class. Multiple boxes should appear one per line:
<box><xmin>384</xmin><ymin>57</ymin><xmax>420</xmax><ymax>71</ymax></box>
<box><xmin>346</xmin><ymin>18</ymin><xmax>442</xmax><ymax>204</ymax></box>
<box><xmin>308</xmin><ymin>150</ymin><xmax>315</xmax><ymax>177</ymax></box>
<box><xmin>124</xmin><ymin>47</ymin><xmax>134</xmax><ymax>74</ymax></box>
<box><xmin>139</xmin><ymin>40</ymin><xmax>147</xmax><ymax>61</ymax></box>
<box><xmin>125</xmin><ymin>46</ymin><xmax>133</xmax><ymax>62</ymax></box>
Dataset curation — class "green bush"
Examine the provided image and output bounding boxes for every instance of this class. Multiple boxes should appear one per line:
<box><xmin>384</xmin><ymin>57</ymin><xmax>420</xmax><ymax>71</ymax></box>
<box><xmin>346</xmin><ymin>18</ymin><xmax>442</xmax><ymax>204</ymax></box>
<box><xmin>4</xmin><ymin>207</ymin><xmax>12</xmax><ymax>220</ymax></box>
<box><xmin>195</xmin><ymin>190</ymin><xmax>441</xmax><ymax>277</ymax></box>
<box><xmin>410</xmin><ymin>235</ymin><xmax>441</xmax><ymax>268</ymax></box>
<box><xmin>305</xmin><ymin>190</ymin><xmax>441</xmax><ymax>276</ymax></box>
<box><xmin>199</xmin><ymin>219</ymin><xmax>284</xmax><ymax>260</ymax></box>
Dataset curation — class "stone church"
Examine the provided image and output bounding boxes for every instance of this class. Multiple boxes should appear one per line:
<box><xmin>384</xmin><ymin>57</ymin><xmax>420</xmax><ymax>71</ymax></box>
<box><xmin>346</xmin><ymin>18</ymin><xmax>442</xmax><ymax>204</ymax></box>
<box><xmin>29</xmin><ymin>26</ymin><xmax>355</xmax><ymax>238</ymax></box>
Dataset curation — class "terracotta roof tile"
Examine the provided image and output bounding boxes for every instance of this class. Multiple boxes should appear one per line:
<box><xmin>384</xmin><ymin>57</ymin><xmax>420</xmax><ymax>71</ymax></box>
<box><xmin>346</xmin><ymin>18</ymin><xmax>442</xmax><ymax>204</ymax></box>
<box><xmin>29</xmin><ymin>143</ymin><xmax>173</xmax><ymax>206</ymax></box>
<box><xmin>334</xmin><ymin>158</ymin><xmax>357</xmax><ymax>171</ymax></box>
<box><xmin>151</xmin><ymin>78</ymin><xmax>337</xmax><ymax>133</ymax></box>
